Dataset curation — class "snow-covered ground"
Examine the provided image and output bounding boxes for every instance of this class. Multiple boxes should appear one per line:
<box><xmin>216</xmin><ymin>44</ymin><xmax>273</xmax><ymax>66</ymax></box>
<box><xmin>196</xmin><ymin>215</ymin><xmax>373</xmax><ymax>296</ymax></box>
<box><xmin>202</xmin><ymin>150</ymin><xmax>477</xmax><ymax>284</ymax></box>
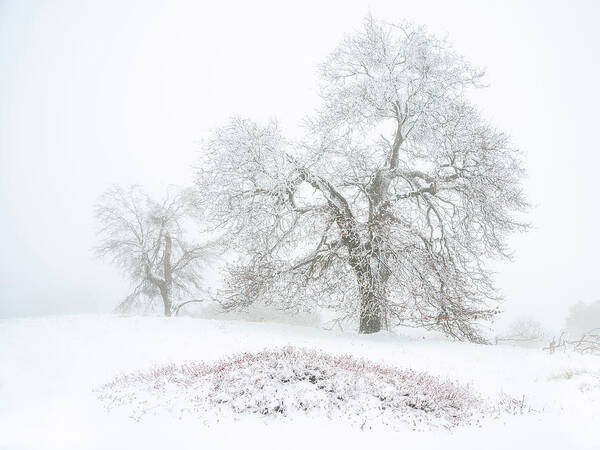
<box><xmin>1</xmin><ymin>315</ymin><xmax>599</xmax><ymax>450</ymax></box>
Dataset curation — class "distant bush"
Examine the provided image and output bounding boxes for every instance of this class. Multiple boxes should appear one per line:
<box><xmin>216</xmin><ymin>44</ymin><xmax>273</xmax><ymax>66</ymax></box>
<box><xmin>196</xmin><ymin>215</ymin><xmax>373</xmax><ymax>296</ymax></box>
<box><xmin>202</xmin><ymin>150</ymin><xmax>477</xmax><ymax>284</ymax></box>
<box><xmin>565</xmin><ymin>301</ymin><xmax>600</xmax><ymax>339</ymax></box>
<box><xmin>495</xmin><ymin>316</ymin><xmax>546</xmax><ymax>347</ymax></box>
<box><xmin>98</xmin><ymin>347</ymin><xmax>526</xmax><ymax>430</ymax></box>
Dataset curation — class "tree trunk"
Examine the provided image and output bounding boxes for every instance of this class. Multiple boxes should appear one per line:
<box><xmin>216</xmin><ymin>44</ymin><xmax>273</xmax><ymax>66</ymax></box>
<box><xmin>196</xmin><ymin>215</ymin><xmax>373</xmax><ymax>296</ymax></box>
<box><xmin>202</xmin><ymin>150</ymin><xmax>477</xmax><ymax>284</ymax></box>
<box><xmin>160</xmin><ymin>287</ymin><xmax>172</xmax><ymax>317</ymax></box>
<box><xmin>354</xmin><ymin>254</ymin><xmax>389</xmax><ymax>334</ymax></box>
<box><xmin>161</xmin><ymin>232</ymin><xmax>173</xmax><ymax>317</ymax></box>
<box><xmin>359</xmin><ymin>287</ymin><xmax>383</xmax><ymax>334</ymax></box>
<box><xmin>361</xmin><ymin>164</ymin><xmax>394</xmax><ymax>334</ymax></box>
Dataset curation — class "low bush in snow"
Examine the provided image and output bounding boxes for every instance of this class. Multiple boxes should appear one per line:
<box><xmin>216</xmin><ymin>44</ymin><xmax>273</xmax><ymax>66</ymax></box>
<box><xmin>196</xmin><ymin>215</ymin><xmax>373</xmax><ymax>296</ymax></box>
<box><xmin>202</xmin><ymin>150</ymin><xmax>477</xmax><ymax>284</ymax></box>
<box><xmin>98</xmin><ymin>347</ymin><xmax>526</xmax><ymax>430</ymax></box>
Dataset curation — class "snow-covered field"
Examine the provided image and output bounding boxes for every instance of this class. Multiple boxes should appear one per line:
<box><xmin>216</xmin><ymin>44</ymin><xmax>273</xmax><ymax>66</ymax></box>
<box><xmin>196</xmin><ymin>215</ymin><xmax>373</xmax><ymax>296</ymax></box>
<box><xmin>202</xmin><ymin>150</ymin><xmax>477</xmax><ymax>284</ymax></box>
<box><xmin>1</xmin><ymin>315</ymin><xmax>599</xmax><ymax>450</ymax></box>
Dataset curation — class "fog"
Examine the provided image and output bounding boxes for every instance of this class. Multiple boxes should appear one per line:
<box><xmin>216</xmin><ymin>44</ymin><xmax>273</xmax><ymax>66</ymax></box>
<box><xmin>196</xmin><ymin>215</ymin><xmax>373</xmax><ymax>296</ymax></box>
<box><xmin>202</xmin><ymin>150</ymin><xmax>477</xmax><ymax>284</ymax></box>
<box><xmin>1</xmin><ymin>0</ymin><xmax>599</xmax><ymax>330</ymax></box>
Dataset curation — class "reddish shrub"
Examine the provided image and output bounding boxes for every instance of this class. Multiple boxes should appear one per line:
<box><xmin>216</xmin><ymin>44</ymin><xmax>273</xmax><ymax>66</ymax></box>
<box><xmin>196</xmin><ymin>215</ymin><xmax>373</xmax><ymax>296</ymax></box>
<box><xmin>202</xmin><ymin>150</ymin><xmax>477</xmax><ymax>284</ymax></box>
<box><xmin>98</xmin><ymin>346</ymin><xmax>524</xmax><ymax>429</ymax></box>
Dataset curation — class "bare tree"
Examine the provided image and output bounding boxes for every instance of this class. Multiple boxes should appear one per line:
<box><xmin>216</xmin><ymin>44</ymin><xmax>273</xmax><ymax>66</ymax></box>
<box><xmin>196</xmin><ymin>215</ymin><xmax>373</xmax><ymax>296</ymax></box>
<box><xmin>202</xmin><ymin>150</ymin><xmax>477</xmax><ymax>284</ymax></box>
<box><xmin>95</xmin><ymin>185</ymin><xmax>213</xmax><ymax>316</ymax></box>
<box><xmin>196</xmin><ymin>17</ymin><xmax>528</xmax><ymax>340</ymax></box>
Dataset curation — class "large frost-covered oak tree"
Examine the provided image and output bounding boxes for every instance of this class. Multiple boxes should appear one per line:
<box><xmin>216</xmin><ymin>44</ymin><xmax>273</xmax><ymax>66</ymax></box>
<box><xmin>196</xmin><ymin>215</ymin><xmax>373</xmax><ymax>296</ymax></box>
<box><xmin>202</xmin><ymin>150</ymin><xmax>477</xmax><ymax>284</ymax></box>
<box><xmin>196</xmin><ymin>17</ymin><xmax>527</xmax><ymax>341</ymax></box>
<box><xmin>95</xmin><ymin>185</ymin><xmax>213</xmax><ymax>316</ymax></box>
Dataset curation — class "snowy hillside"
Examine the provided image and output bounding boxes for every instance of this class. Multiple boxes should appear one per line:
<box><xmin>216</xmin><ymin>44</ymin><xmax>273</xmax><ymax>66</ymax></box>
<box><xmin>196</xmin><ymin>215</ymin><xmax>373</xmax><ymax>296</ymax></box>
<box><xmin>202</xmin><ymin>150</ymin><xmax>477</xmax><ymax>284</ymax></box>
<box><xmin>1</xmin><ymin>315</ymin><xmax>599</xmax><ymax>450</ymax></box>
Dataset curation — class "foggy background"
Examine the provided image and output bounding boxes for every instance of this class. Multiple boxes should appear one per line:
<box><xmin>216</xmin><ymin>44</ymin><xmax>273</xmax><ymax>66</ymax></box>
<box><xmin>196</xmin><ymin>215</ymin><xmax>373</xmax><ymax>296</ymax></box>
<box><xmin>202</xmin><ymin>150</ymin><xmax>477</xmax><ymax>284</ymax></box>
<box><xmin>1</xmin><ymin>0</ymin><xmax>598</xmax><ymax>330</ymax></box>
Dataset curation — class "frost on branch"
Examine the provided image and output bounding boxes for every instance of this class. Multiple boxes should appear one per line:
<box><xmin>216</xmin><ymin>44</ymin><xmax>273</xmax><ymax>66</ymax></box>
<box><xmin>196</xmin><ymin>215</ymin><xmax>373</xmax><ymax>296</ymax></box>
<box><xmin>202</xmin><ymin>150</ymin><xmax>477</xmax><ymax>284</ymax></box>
<box><xmin>98</xmin><ymin>347</ymin><xmax>525</xmax><ymax>430</ymax></box>
<box><xmin>195</xmin><ymin>16</ymin><xmax>528</xmax><ymax>340</ymax></box>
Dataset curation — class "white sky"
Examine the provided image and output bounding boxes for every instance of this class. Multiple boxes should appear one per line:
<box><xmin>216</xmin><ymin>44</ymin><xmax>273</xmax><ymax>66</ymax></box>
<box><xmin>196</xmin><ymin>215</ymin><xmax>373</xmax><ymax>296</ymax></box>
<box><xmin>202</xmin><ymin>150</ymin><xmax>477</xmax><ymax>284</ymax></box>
<box><xmin>1</xmin><ymin>0</ymin><xmax>599</xmax><ymax>330</ymax></box>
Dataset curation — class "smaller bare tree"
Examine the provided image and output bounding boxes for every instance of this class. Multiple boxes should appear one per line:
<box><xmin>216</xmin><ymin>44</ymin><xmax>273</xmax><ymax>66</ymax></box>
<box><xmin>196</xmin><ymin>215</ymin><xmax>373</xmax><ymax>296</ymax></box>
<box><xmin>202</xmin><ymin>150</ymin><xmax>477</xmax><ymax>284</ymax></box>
<box><xmin>95</xmin><ymin>185</ymin><xmax>213</xmax><ymax>316</ymax></box>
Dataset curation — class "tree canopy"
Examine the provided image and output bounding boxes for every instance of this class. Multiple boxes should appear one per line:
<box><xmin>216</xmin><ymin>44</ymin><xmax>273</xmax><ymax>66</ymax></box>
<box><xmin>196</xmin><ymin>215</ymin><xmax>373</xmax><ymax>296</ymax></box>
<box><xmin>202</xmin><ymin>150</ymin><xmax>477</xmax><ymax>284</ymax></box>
<box><xmin>196</xmin><ymin>16</ymin><xmax>528</xmax><ymax>340</ymax></box>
